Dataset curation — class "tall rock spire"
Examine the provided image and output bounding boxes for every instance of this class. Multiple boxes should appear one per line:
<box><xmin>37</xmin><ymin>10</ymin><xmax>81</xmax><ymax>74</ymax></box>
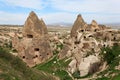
<box><xmin>12</xmin><ymin>11</ymin><xmax>53</xmax><ymax>67</ymax></box>
<box><xmin>77</xmin><ymin>14</ymin><xmax>85</xmax><ymax>23</ymax></box>
<box><xmin>91</xmin><ymin>20</ymin><xmax>98</xmax><ymax>27</ymax></box>
<box><xmin>90</xmin><ymin>20</ymin><xmax>100</xmax><ymax>31</ymax></box>
<box><xmin>71</xmin><ymin>14</ymin><xmax>86</xmax><ymax>37</ymax></box>
<box><xmin>23</xmin><ymin>11</ymin><xmax>48</xmax><ymax>37</ymax></box>
<box><xmin>39</xmin><ymin>18</ymin><xmax>48</xmax><ymax>34</ymax></box>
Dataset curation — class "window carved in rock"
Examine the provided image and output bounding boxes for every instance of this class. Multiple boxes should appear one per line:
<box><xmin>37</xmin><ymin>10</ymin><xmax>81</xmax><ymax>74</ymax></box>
<box><xmin>27</xmin><ymin>34</ymin><xmax>33</xmax><ymax>38</ymax></box>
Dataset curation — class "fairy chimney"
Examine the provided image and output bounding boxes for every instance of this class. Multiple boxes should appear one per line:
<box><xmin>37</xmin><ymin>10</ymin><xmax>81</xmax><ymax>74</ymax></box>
<box><xmin>12</xmin><ymin>11</ymin><xmax>53</xmax><ymax>67</ymax></box>
<box><xmin>86</xmin><ymin>20</ymin><xmax>100</xmax><ymax>32</ymax></box>
<box><xmin>22</xmin><ymin>11</ymin><xmax>48</xmax><ymax>38</ymax></box>
<box><xmin>91</xmin><ymin>20</ymin><xmax>100</xmax><ymax>31</ymax></box>
<box><xmin>91</xmin><ymin>20</ymin><xmax>98</xmax><ymax>27</ymax></box>
<box><xmin>71</xmin><ymin>14</ymin><xmax>87</xmax><ymax>37</ymax></box>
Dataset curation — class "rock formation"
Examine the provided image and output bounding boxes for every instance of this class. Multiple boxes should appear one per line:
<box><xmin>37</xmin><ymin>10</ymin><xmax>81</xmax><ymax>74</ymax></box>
<box><xmin>78</xmin><ymin>55</ymin><xmax>100</xmax><ymax>76</ymax></box>
<box><xmin>22</xmin><ymin>11</ymin><xmax>48</xmax><ymax>37</ymax></box>
<box><xmin>71</xmin><ymin>14</ymin><xmax>87</xmax><ymax>38</ymax></box>
<box><xmin>71</xmin><ymin>14</ymin><xmax>109</xmax><ymax>36</ymax></box>
<box><xmin>59</xmin><ymin>14</ymin><xmax>117</xmax><ymax>77</ymax></box>
<box><xmin>12</xmin><ymin>11</ymin><xmax>53</xmax><ymax>67</ymax></box>
<box><xmin>86</xmin><ymin>20</ymin><xmax>100</xmax><ymax>32</ymax></box>
<box><xmin>1</xmin><ymin>12</ymin><xmax>120</xmax><ymax>79</ymax></box>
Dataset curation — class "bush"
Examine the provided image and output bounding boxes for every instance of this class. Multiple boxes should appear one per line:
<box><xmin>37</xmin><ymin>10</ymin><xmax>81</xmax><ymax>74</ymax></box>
<box><xmin>57</xmin><ymin>43</ymin><xmax>64</xmax><ymax>50</ymax></box>
<box><xmin>4</xmin><ymin>41</ymin><xmax>12</xmax><ymax>49</ymax></box>
<box><xmin>72</xmin><ymin>70</ymin><xmax>80</xmax><ymax>79</ymax></box>
<box><xmin>0</xmin><ymin>47</ymin><xmax>13</xmax><ymax>61</ymax></box>
<box><xmin>101</xmin><ymin>44</ymin><xmax>120</xmax><ymax>64</ymax></box>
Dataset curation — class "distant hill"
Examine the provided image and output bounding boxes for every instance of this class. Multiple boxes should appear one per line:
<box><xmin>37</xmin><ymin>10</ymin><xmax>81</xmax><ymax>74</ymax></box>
<box><xmin>0</xmin><ymin>24</ymin><xmax>23</xmax><ymax>27</ymax></box>
<box><xmin>47</xmin><ymin>22</ymin><xmax>72</xmax><ymax>27</ymax></box>
<box><xmin>0</xmin><ymin>22</ymin><xmax>119</xmax><ymax>29</ymax></box>
<box><xmin>48</xmin><ymin>22</ymin><xmax>120</xmax><ymax>29</ymax></box>
<box><xmin>105</xmin><ymin>23</ymin><xmax>120</xmax><ymax>29</ymax></box>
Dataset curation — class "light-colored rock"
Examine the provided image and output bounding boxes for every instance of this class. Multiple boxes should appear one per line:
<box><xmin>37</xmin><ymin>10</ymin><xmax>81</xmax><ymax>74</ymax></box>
<box><xmin>78</xmin><ymin>55</ymin><xmax>100</xmax><ymax>77</ymax></box>
<box><xmin>68</xmin><ymin>59</ymin><xmax>77</xmax><ymax>74</ymax></box>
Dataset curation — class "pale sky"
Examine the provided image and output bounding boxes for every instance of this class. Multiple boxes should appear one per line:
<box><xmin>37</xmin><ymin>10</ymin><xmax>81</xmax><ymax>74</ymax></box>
<box><xmin>0</xmin><ymin>0</ymin><xmax>120</xmax><ymax>25</ymax></box>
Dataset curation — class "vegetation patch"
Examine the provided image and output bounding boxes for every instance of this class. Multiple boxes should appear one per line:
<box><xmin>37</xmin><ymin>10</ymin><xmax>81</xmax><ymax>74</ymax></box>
<box><xmin>35</xmin><ymin>56</ymin><xmax>72</xmax><ymax>80</ymax></box>
<box><xmin>95</xmin><ymin>45</ymin><xmax>120</xmax><ymax>80</ymax></box>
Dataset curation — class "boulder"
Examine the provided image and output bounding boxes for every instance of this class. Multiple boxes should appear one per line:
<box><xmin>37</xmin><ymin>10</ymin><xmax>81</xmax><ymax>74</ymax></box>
<box><xmin>68</xmin><ymin>58</ymin><xmax>77</xmax><ymax>74</ymax></box>
<box><xmin>78</xmin><ymin>55</ymin><xmax>100</xmax><ymax>77</ymax></box>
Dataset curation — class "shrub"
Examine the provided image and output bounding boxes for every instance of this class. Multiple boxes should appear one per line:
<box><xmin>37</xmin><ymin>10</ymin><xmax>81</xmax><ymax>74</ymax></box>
<box><xmin>72</xmin><ymin>70</ymin><xmax>80</xmax><ymax>79</ymax></box>
<box><xmin>101</xmin><ymin>44</ymin><xmax>120</xmax><ymax>64</ymax></box>
<box><xmin>0</xmin><ymin>47</ymin><xmax>13</xmax><ymax>61</ymax></box>
<box><xmin>101</xmin><ymin>46</ymin><xmax>114</xmax><ymax>64</ymax></box>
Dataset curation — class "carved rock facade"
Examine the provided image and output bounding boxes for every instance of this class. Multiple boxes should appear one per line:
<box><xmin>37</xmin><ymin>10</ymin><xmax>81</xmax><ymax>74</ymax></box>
<box><xmin>12</xmin><ymin>11</ymin><xmax>53</xmax><ymax>67</ymax></box>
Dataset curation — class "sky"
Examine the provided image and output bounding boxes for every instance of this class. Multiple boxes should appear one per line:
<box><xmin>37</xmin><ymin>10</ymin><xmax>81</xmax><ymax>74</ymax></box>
<box><xmin>0</xmin><ymin>0</ymin><xmax>120</xmax><ymax>25</ymax></box>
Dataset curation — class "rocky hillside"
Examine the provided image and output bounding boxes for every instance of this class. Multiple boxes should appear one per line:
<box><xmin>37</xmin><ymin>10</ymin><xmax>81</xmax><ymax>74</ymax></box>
<box><xmin>0</xmin><ymin>12</ymin><xmax>120</xmax><ymax>80</ymax></box>
<box><xmin>0</xmin><ymin>47</ymin><xmax>57</xmax><ymax>80</ymax></box>
<box><xmin>48</xmin><ymin>15</ymin><xmax>120</xmax><ymax>80</ymax></box>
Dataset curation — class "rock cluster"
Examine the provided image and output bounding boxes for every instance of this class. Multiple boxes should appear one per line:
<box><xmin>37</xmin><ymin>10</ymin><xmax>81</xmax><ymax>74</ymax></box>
<box><xmin>0</xmin><ymin>27</ymin><xmax>21</xmax><ymax>47</ymax></box>
<box><xmin>11</xmin><ymin>12</ymin><xmax>120</xmax><ymax>77</ymax></box>
<box><xmin>12</xmin><ymin>11</ymin><xmax>53</xmax><ymax>67</ymax></box>
<box><xmin>59</xmin><ymin>14</ymin><xmax>120</xmax><ymax>77</ymax></box>
<box><xmin>70</xmin><ymin>14</ymin><xmax>110</xmax><ymax>38</ymax></box>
